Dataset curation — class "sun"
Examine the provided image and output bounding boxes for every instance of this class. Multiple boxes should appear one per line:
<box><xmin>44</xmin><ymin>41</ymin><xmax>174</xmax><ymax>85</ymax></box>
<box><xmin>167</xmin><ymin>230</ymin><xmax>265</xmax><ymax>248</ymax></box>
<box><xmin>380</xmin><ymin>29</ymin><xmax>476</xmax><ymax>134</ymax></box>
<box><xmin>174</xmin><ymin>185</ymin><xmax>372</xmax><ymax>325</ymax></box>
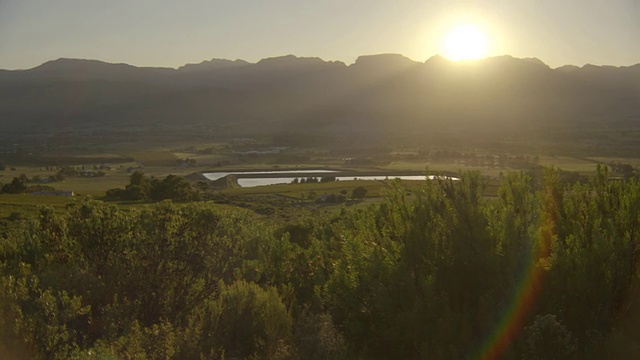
<box><xmin>443</xmin><ymin>24</ymin><xmax>488</xmax><ymax>61</ymax></box>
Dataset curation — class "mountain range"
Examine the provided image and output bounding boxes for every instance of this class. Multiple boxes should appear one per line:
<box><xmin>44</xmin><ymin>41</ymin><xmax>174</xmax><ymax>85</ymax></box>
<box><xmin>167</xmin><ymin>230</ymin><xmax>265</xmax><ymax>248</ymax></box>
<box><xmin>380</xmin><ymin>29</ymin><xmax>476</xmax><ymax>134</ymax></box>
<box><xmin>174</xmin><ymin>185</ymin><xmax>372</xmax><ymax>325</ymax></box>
<box><xmin>1</xmin><ymin>54</ymin><xmax>639</xmax><ymax>137</ymax></box>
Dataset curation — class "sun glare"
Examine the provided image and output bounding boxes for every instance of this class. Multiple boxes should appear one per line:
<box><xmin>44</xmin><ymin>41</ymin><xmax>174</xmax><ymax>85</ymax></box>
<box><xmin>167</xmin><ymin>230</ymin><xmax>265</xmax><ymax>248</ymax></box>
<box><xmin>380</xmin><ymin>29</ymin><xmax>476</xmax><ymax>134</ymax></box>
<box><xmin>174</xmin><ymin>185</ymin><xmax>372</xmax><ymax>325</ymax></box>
<box><xmin>443</xmin><ymin>24</ymin><xmax>488</xmax><ymax>61</ymax></box>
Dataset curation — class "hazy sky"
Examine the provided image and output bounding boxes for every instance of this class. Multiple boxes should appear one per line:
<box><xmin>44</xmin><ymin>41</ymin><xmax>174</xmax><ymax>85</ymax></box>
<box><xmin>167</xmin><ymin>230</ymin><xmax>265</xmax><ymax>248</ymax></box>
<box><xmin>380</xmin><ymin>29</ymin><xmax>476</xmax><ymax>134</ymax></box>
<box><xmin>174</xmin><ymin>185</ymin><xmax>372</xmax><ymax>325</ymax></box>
<box><xmin>1</xmin><ymin>0</ymin><xmax>639</xmax><ymax>70</ymax></box>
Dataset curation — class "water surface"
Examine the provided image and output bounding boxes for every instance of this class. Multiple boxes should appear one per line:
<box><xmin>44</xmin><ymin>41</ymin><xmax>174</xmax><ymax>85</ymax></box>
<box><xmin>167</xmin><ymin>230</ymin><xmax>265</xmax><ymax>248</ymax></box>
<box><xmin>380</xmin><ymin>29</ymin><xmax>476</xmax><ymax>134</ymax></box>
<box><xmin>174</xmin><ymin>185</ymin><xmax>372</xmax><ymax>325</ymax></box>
<box><xmin>204</xmin><ymin>169</ymin><xmax>337</xmax><ymax>181</ymax></box>
<box><xmin>237</xmin><ymin>175</ymin><xmax>458</xmax><ymax>188</ymax></box>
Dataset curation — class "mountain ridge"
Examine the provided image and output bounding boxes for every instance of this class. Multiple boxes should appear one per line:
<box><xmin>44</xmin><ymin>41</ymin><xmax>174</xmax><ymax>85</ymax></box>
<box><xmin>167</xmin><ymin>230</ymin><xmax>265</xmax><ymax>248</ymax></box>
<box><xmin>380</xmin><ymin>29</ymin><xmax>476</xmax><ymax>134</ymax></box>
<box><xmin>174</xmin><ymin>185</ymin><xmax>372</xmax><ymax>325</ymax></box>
<box><xmin>3</xmin><ymin>54</ymin><xmax>639</xmax><ymax>72</ymax></box>
<box><xmin>0</xmin><ymin>53</ymin><xmax>639</xmax><ymax>136</ymax></box>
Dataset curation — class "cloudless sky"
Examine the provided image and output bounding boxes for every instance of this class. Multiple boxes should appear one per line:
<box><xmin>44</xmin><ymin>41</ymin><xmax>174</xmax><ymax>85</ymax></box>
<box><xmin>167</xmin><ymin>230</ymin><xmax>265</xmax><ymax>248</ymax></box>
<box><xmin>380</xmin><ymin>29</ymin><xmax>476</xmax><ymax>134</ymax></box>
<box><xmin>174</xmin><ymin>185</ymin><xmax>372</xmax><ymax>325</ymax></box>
<box><xmin>1</xmin><ymin>0</ymin><xmax>639</xmax><ymax>69</ymax></box>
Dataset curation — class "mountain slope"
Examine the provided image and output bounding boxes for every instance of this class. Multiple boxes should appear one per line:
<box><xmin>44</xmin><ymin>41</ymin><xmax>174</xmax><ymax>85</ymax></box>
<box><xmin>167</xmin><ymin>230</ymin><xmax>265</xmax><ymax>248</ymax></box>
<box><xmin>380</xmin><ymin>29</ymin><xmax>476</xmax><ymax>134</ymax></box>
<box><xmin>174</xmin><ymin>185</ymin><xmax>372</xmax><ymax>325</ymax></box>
<box><xmin>1</xmin><ymin>55</ymin><xmax>639</xmax><ymax>136</ymax></box>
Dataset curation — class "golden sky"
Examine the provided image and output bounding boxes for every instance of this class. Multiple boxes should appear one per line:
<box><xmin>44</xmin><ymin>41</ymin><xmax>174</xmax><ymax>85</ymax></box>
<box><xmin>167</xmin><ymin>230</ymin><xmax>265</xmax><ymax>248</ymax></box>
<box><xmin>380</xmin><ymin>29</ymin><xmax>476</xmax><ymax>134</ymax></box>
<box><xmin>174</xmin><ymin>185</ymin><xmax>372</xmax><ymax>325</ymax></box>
<box><xmin>1</xmin><ymin>0</ymin><xmax>639</xmax><ymax>69</ymax></box>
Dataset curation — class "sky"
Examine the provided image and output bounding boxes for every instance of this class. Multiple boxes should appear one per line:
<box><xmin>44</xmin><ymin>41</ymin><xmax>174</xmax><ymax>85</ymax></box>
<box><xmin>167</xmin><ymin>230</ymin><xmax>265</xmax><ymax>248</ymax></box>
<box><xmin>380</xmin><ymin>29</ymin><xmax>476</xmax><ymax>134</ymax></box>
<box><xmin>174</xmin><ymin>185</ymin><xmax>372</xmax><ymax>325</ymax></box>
<box><xmin>1</xmin><ymin>0</ymin><xmax>639</xmax><ymax>70</ymax></box>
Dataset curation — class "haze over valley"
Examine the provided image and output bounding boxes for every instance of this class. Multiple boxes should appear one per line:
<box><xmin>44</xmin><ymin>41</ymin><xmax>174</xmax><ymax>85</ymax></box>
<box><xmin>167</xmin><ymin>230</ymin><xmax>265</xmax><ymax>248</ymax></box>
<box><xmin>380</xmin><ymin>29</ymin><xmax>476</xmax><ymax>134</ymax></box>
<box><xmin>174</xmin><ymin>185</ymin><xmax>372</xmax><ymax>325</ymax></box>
<box><xmin>2</xmin><ymin>54</ymin><xmax>639</xmax><ymax>158</ymax></box>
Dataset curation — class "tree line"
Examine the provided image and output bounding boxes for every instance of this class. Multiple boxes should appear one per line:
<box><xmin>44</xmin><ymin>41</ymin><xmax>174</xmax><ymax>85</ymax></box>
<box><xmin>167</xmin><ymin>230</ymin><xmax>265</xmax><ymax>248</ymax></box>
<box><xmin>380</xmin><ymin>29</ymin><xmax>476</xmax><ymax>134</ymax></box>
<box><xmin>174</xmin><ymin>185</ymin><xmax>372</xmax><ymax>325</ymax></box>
<box><xmin>106</xmin><ymin>171</ymin><xmax>198</xmax><ymax>202</ymax></box>
<box><xmin>1</xmin><ymin>166</ymin><xmax>639</xmax><ymax>359</ymax></box>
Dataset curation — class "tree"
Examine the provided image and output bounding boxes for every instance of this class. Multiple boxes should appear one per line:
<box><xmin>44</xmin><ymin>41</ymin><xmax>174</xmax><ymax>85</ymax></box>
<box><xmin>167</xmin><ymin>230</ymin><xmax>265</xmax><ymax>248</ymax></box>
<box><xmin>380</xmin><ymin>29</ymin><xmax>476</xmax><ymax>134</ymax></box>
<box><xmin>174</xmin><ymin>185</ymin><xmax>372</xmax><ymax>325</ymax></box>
<box><xmin>124</xmin><ymin>171</ymin><xmax>151</xmax><ymax>200</ymax></box>
<box><xmin>149</xmin><ymin>175</ymin><xmax>195</xmax><ymax>202</ymax></box>
<box><xmin>2</xmin><ymin>177</ymin><xmax>27</xmax><ymax>194</ymax></box>
<box><xmin>105</xmin><ymin>188</ymin><xmax>125</xmax><ymax>199</ymax></box>
<box><xmin>524</xmin><ymin>314</ymin><xmax>576</xmax><ymax>360</ymax></box>
<box><xmin>190</xmin><ymin>281</ymin><xmax>292</xmax><ymax>359</ymax></box>
<box><xmin>352</xmin><ymin>186</ymin><xmax>367</xmax><ymax>199</ymax></box>
<box><xmin>293</xmin><ymin>311</ymin><xmax>346</xmax><ymax>360</ymax></box>
<box><xmin>195</xmin><ymin>181</ymin><xmax>209</xmax><ymax>193</ymax></box>
<box><xmin>125</xmin><ymin>185</ymin><xmax>149</xmax><ymax>201</ymax></box>
<box><xmin>106</xmin><ymin>172</ymin><xmax>196</xmax><ymax>202</ymax></box>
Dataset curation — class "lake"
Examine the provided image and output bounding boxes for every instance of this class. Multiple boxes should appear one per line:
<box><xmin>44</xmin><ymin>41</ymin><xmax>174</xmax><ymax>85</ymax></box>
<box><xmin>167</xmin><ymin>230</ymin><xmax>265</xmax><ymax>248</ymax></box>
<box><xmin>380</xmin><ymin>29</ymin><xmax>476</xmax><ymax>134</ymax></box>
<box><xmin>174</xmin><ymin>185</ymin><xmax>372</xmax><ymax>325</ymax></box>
<box><xmin>203</xmin><ymin>170</ymin><xmax>458</xmax><ymax>188</ymax></box>
<box><xmin>203</xmin><ymin>169</ymin><xmax>337</xmax><ymax>181</ymax></box>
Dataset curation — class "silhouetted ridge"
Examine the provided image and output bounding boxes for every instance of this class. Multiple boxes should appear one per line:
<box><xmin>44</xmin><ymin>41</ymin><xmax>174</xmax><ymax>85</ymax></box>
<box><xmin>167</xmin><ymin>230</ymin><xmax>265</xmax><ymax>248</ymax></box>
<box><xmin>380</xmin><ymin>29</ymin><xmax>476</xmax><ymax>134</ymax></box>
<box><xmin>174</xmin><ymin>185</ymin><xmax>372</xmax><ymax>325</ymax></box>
<box><xmin>424</xmin><ymin>54</ymin><xmax>450</xmax><ymax>64</ymax></box>
<box><xmin>178</xmin><ymin>59</ymin><xmax>250</xmax><ymax>72</ymax></box>
<box><xmin>15</xmin><ymin>58</ymin><xmax>175</xmax><ymax>83</ymax></box>
<box><xmin>556</xmin><ymin>65</ymin><xmax>581</xmax><ymax>73</ymax></box>
<box><xmin>0</xmin><ymin>54</ymin><xmax>639</xmax><ymax>135</ymax></box>
<box><xmin>353</xmin><ymin>54</ymin><xmax>418</xmax><ymax>70</ymax></box>
<box><xmin>256</xmin><ymin>55</ymin><xmax>345</xmax><ymax>70</ymax></box>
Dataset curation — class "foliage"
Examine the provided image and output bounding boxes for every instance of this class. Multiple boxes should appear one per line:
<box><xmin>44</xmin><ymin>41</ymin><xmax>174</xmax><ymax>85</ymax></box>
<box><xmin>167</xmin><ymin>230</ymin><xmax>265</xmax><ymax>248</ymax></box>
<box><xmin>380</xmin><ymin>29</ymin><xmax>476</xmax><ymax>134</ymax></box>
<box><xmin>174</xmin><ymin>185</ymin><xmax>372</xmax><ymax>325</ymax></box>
<box><xmin>1</xmin><ymin>167</ymin><xmax>639</xmax><ymax>358</ymax></box>
<box><xmin>24</xmin><ymin>185</ymin><xmax>57</xmax><ymax>193</ymax></box>
<box><xmin>1</xmin><ymin>177</ymin><xmax>27</xmax><ymax>194</ymax></box>
<box><xmin>351</xmin><ymin>186</ymin><xmax>367</xmax><ymax>199</ymax></box>
<box><xmin>524</xmin><ymin>314</ymin><xmax>576</xmax><ymax>360</ymax></box>
<box><xmin>185</xmin><ymin>280</ymin><xmax>292</xmax><ymax>359</ymax></box>
<box><xmin>107</xmin><ymin>171</ymin><xmax>198</xmax><ymax>202</ymax></box>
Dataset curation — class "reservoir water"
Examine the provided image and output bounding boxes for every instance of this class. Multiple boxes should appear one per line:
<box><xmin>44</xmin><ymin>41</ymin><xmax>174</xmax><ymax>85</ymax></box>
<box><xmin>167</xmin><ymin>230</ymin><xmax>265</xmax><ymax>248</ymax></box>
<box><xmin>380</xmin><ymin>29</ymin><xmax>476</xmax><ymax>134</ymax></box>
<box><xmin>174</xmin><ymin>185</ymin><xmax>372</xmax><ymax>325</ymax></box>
<box><xmin>237</xmin><ymin>175</ymin><xmax>434</xmax><ymax>188</ymax></box>
<box><xmin>203</xmin><ymin>170</ymin><xmax>337</xmax><ymax>181</ymax></box>
<box><xmin>203</xmin><ymin>170</ymin><xmax>458</xmax><ymax>188</ymax></box>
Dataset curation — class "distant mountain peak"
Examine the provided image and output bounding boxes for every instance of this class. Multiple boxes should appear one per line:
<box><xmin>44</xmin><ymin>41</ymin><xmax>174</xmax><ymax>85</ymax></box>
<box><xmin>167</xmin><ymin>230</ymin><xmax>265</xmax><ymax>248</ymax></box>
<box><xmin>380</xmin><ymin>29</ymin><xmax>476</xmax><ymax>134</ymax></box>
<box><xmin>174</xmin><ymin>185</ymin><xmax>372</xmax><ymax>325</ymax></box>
<box><xmin>178</xmin><ymin>58</ymin><xmax>249</xmax><ymax>72</ymax></box>
<box><xmin>18</xmin><ymin>57</ymin><xmax>175</xmax><ymax>83</ymax></box>
<box><xmin>34</xmin><ymin>58</ymin><xmax>174</xmax><ymax>72</ymax></box>
<box><xmin>424</xmin><ymin>54</ymin><xmax>453</xmax><ymax>66</ymax></box>
<box><xmin>258</xmin><ymin>55</ymin><xmax>326</xmax><ymax>65</ymax></box>
<box><xmin>556</xmin><ymin>64</ymin><xmax>580</xmax><ymax>72</ymax></box>
<box><xmin>354</xmin><ymin>53</ymin><xmax>417</xmax><ymax>66</ymax></box>
<box><xmin>255</xmin><ymin>55</ymin><xmax>345</xmax><ymax>71</ymax></box>
<box><xmin>350</xmin><ymin>54</ymin><xmax>420</xmax><ymax>76</ymax></box>
<box><xmin>521</xmin><ymin>57</ymin><xmax>547</xmax><ymax>66</ymax></box>
<box><xmin>37</xmin><ymin>58</ymin><xmax>125</xmax><ymax>69</ymax></box>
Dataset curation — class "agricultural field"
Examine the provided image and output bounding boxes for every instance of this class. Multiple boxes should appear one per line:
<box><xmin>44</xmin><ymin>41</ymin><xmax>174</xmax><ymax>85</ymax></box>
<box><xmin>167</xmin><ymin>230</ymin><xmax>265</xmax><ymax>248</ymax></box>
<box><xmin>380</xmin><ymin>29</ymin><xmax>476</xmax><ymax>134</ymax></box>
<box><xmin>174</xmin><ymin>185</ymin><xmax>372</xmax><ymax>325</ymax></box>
<box><xmin>0</xmin><ymin>193</ymin><xmax>74</xmax><ymax>220</ymax></box>
<box><xmin>1</xmin><ymin>135</ymin><xmax>637</xmax><ymax>222</ymax></box>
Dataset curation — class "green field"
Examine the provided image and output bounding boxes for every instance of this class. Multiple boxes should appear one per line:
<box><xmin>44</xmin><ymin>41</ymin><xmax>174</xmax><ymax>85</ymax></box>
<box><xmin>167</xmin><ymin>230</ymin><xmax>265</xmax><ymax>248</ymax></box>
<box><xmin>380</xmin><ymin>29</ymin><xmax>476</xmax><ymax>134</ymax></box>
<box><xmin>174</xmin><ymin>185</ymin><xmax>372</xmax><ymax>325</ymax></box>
<box><xmin>0</xmin><ymin>193</ymin><xmax>74</xmax><ymax>219</ymax></box>
<box><xmin>537</xmin><ymin>156</ymin><xmax>599</xmax><ymax>172</ymax></box>
<box><xmin>221</xmin><ymin>179</ymin><xmax>393</xmax><ymax>198</ymax></box>
<box><xmin>1</xmin><ymin>137</ymin><xmax>637</xmax><ymax>220</ymax></box>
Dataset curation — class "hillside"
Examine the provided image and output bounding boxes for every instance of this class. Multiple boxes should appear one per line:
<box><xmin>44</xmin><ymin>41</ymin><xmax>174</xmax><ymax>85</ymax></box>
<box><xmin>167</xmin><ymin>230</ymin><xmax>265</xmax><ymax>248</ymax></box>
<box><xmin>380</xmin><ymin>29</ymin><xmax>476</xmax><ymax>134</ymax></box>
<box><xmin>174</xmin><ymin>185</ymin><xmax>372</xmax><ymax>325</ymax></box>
<box><xmin>1</xmin><ymin>54</ymin><xmax>639</xmax><ymax>139</ymax></box>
